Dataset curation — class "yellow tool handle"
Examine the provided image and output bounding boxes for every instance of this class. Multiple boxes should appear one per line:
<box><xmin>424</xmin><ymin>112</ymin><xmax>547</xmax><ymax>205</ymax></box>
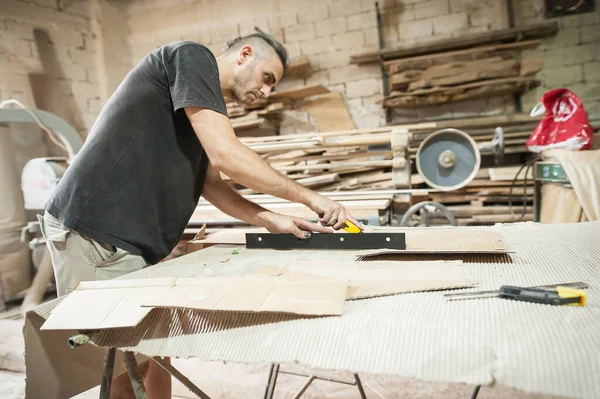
<box><xmin>556</xmin><ymin>286</ymin><xmax>587</xmax><ymax>306</ymax></box>
<box><xmin>343</xmin><ymin>220</ymin><xmax>363</xmax><ymax>234</ymax></box>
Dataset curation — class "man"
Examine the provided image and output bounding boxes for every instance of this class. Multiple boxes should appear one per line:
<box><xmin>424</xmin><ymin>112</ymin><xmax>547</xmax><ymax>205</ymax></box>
<box><xmin>38</xmin><ymin>32</ymin><xmax>362</xmax><ymax>397</ymax></box>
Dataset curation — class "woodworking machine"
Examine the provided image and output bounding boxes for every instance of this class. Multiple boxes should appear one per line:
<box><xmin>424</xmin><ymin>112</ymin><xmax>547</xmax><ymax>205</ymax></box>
<box><xmin>395</xmin><ymin>127</ymin><xmax>505</xmax><ymax>226</ymax></box>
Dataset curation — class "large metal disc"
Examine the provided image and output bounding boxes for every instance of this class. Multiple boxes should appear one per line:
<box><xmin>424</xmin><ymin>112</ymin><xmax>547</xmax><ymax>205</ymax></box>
<box><xmin>416</xmin><ymin>128</ymin><xmax>480</xmax><ymax>191</ymax></box>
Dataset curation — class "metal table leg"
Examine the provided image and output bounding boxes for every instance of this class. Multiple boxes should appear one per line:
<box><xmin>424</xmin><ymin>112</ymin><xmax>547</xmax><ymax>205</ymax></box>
<box><xmin>292</xmin><ymin>375</ymin><xmax>316</xmax><ymax>399</ymax></box>
<box><xmin>354</xmin><ymin>374</ymin><xmax>367</xmax><ymax>399</ymax></box>
<box><xmin>99</xmin><ymin>348</ymin><xmax>116</xmax><ymax>399</ymax></box>
<box><xmin>263</xmin><ymin>363</ymin><xmax>280</xmax><ymax>399</ymax></box>
<box><xmin>469</xmin><ymin>385</ymin><xmax>481</xmax><ymax>399</ymax></box>
<box><xmin>152</xmin><ymin>357</ymin><xmax>212</xmax><ymax>399</ymax></box>
<box><xmin>124</xmin><ymin>351</ymin><xmax>149</xmax><ymax>399</ymax></box>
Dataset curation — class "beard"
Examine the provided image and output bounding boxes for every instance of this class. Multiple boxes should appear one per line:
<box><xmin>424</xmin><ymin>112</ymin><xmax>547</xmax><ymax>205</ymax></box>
<box><xmin>232</xmin><ymin>63</ymin><xmax>257</xmax><ymax>105</ymax></box>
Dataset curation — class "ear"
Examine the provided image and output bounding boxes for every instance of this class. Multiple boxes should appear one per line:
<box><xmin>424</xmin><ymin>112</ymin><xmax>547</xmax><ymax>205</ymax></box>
<box><xmin>238</xmin><ymin>45</ymin><xmax>253</xmax><ymax>65</ymax></box>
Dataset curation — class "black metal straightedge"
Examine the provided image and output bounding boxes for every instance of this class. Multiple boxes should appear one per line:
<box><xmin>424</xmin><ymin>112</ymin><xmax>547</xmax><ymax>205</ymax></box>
<box><xmin>245</xmin><ymin>233</ymin><xmax>406</xmax><ymax>250</ymax></box>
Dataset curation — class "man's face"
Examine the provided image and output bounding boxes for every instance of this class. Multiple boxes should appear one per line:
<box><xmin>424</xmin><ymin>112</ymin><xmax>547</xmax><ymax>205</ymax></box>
<box><xmin>231</xmin><ymin>46</ymin><xmax>284</xmax><ymax>105</ymax></box>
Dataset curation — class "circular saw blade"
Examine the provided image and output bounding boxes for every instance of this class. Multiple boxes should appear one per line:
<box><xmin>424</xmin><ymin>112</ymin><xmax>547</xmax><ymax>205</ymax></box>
<box><xmin>416</xmin><ymin>128</ymin><xmax>481</xmax><ymax>191</ymax></box>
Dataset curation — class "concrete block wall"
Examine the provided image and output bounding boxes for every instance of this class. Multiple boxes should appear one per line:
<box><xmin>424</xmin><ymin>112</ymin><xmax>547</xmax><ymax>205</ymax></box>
<box><xmin>515</xmin><ymin>0</ymin><xmax>600</xmax><ymax>120</ymax></box>
<box><xmin>124</xmin><ymin>0</ymin><xmax>511</xmax><ymax>128</ymax></box>
<box><xmin>0</xmin><ymin>0</ymin><xmax>106</xmax><ymax>171</ymax></box>
<box><xmin>0</xmin><ymin>0</ymin><xmax>102</xmax><ymax>138</ymax></box>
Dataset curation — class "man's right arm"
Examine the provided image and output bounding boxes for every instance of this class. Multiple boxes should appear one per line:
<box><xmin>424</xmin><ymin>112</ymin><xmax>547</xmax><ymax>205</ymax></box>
<box><xmin>185</xmin><ymin>106</ymin><xmax>362</xmax><ymax>231</ymax></box>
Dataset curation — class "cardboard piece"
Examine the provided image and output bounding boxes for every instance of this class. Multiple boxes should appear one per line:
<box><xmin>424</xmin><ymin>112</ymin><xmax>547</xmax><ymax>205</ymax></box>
<box><xmin>144</xmin><ymin>278</ymin><xmax>348</xmax><ymax>316</ymax></box>
<box><xmin>246</xmin><ymin>260</ymin><xmax>472</xmax><ymax>300</ymax></box>
<box><xmin>41</xmin><ymin>278</ymin><xmax>176</xmax><ymax>331</ymax></box>
<box><xmin>24</xmin><ymin>301</ymin><xmax>148</xmax><ymax>399</ymax></box>
<box><xmin>41</xmin><ymin>277</ymin><xmax>349</xmax><ymax>331</ymax></box>
<box><xmin>24</xmin><ymin>221</ymin><xmax>600</xmax><ymax>399</ymax></box>
<box><xmin>540</xmin><ymin>183</ymin><xmax>585</xmax><ymax>223</ymax></box>
<box><xmin>356</xmin><ymin>230</ymin><xmax>506</xmax><ymax>258</ymax></box>
<box><xmin>548</xmin><ymin>149</ymin><xmax>600</xmax><ymax>221</ymax></box>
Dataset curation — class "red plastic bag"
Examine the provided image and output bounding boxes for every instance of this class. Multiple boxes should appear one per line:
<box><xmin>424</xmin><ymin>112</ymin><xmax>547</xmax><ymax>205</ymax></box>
<box><xmin>526</xmin><ymin>88</ymin><xmax>593</xmax><ymax>153</ymax></box>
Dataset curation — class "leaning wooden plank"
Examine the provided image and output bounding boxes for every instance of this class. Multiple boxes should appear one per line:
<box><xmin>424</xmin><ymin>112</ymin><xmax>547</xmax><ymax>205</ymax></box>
<box><xmin>268</xmin><ymin>84</ymin><xmax>330</xmax><ymax>103</ymax></box>
<box><xmin>295</xmin><ymin>92</ymin><xmax>356</xmax><ymax>131</ymax></box>
<box><xmin>284</xmin><ymin>55</ymin><xmax>313</xmax><ymax>78</ymax></box>
<box><xmin>351</xmin><ymin>21</ymin><xmax>557</xmax><ymax>64</ymax></box>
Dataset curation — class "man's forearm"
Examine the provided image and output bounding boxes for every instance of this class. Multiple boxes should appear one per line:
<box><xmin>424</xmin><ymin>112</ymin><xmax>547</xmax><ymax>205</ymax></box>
<box><xmin>202</xmin><ymin>177</ymin><xmax>276</xmax><ymax>228</ymax></box>
<box><xmin>216</xmin><ymin>142</ymin><xmax>318</xmax><ymax>207</ymax></box>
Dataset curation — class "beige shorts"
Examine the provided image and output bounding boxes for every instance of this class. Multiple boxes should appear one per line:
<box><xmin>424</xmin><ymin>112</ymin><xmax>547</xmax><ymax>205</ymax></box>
<box><xmin>38</xmin><ymin>212</ymin><xmax>147</xmax><ymax>297</ymax></box>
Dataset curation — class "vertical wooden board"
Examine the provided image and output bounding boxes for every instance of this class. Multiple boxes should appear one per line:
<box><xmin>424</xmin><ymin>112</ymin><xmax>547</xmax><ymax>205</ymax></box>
<box><xmin>296</xmin><ymin>92</ymin><xmax>356</xmax><ymax>131</ymax></box>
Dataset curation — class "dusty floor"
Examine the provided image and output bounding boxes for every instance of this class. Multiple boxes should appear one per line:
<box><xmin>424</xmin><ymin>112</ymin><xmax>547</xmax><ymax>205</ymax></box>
<box><xmin>0</xmin><ymin>318</ymin><xmax>566</xmax><ymax>399</ymax></box>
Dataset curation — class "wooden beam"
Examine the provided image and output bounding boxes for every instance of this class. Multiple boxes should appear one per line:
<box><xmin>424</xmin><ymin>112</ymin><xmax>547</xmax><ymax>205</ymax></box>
<box><xmin>350</xmin><ymin>21</ymin><xmax>558</xmax><ymax>64</ymax></box>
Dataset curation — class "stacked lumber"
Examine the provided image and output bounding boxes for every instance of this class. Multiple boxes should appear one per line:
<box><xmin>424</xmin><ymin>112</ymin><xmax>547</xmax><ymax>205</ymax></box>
<box><xmin>416</xmin><ymin>166</ymin><xmax>536</xmax><ymax>226</ymax></box>
<box><xmin>349</xmin><ymin>21</ymin><xmax>558</xmax><ymax>108</ymax></box>
<box><xmin>199</xmin><ymin>113</ymin><xmax>598</xmax><ymax>228</ymax></box>
<box><xmin>190</xmin><ymin>191</ymin><xmax>395</xmax><ymax>227</ymax></box>
<box><xmin>382</xmin><ymin>42</ymin><xmax>544</xmax><ymax>108</ymax></box>
<box><xmin>231</xmin><ymin>114</ymin><xmax>542</xmax><ymax>196</ymax></box>
<box><xmin>228</xmin><ymin>84</ymin><xmax>330</xmax><ymax>137</ymax></box>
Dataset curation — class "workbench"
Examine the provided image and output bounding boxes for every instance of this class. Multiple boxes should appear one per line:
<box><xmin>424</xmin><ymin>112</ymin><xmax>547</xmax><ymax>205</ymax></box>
<box><xmin>25</xmin><ymin>221</ymin><xmax>600</xmax><ymax>399</ymax></box>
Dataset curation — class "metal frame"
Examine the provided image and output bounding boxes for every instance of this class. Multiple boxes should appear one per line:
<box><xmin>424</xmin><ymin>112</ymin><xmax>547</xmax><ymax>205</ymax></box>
<box><xmin>263</xmin><ymin>363</ymin><xmax>367</xmax><ymax>399</ymax></box>
<box><xmin>69</xmin><ymin>335</ymin><xmax>486</xmax><ymax>399</ymax></box>
<box><xmin>263</xmin><ymin>362</ymin><xmax>481</xmax><ymax>399</ymax></box>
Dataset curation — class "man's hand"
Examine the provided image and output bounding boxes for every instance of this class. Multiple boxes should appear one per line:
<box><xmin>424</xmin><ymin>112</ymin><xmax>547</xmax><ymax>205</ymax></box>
<box><xmin>309</xmin><ymin>195</ymin><xmax>364</xmax><ymax>231</ymax></box>
<box><xmin>263</xmin><ymin>212</ymin><xmax>333</xmax><ymax>239</ymax></box>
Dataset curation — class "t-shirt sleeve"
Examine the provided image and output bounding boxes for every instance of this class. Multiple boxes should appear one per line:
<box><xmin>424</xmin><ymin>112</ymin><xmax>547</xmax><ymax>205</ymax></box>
<box><xmin>164</xmin><ymin>43</ymin><xmax>228</xmax><ymax>116</ymax></box>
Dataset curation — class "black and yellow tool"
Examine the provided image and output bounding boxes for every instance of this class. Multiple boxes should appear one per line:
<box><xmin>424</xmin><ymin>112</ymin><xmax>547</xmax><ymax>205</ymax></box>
<box><xmin>499</xmin><ymin>285</ymin><xmax>586</xmax><ymax>306</ymax></box>
<box><xmin>445</xmin><ymin>281</ymin><xmax>588</xmax><ymax>304</ymax></box>
<box><xmin>343</xmin><ymin>220</ymin><xmax>363</xmax><ymax>234</ymax></box>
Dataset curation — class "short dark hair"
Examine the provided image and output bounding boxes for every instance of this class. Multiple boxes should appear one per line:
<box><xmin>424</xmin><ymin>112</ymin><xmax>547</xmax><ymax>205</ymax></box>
<box><xmin>224</xmin><ymin>32</ymin><xmax>290</xmax><ymax>70</ymax></box>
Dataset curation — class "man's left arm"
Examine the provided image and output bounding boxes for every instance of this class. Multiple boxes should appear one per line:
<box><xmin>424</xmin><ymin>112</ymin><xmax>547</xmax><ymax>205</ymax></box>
<box><xmin>201</xmin><ymin>163</ymin><xmax>332</xmax><ymax>239</ymax></box>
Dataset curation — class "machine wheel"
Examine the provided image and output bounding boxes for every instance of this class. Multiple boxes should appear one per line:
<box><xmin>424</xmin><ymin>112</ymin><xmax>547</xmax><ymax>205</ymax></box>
<box><xmin>399</xmin><ymin>201</ymin><xmax>457</xmax><ymax>227</ymax></box>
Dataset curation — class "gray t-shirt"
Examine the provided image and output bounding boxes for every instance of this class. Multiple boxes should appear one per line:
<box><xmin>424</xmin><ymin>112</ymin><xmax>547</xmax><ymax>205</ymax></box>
<box><xmin>47</xmin><ymin>41</ymin><xmax>228</xmax><ymax>265</ymax></box>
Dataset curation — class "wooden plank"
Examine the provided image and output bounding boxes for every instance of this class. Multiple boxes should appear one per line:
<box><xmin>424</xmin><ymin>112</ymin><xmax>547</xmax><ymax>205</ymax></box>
<box><xmin>384</xmin><ymin>78</ymin><xmax>540</xmax><ymax>108</ymax></box>
<box><xmin>195</xmin><ymin>199</ymin><xmax>391</xmax><ymax>212</ymax></box>
<box><xmin>350</xmin><ymin>21</ymin><xmax>558</xmax><ymax>64</ymax></box>
<box><xmin>284</xmin><ymin>55</ymin><xmax>313</xmax><ymax>78</ymax></box>
<box><xmin>406</xmin><ymin>59</ymin><xmax>520</xmax><ymax>91</ymax></box>
<box><xmin>239</xmin><ymin>122</ymin><xmax>438</xmax><ymax>144</ymax></box>
<box><xmin>520</xmin><ymin>55</ymin><xmax>544</xmax><ymax>77</ymax></box>
<box><xmin>387</xmin><ymin>77</ymin><xmax>538</xmax><ymax>98</ymax></box>
<box><xmin>269</xmin><ymin>84</ymin><xmax>330</xmax><ymax>102</ymax></box>
<box><xmin>295</xmin><ymin>92</ymin><xmax>356</xmax><ymax>131</ymax></box>
<box><xmin>267</xmin><ymin>150</ymin><xmax>393</xmax><ymax>164</ymax></box>
<box><xmin>385</xmin><ymin>40</ymin><xmax>542</xmax><ymax>74</ymax></box>
<box><xmin>489</xmin><ymin>166</ymin><xmax>534</xmax><ymax>181</ymax></box>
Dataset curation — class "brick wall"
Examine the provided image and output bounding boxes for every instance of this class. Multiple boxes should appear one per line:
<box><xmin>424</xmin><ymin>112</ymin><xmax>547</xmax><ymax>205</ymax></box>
<box><xmin>124</xmin><ymin>0</ymin><xmax>511</xmax><ymax>128</ymax></box>
<box><xmin>515</xmin><ymin>0</ymin><xmax>600</xmax><ymax>120</ymax></box>
<box><xmin>0</xmin><ymin>0</ymin><xmax>102</xmax><ymax>166</ymax></box>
